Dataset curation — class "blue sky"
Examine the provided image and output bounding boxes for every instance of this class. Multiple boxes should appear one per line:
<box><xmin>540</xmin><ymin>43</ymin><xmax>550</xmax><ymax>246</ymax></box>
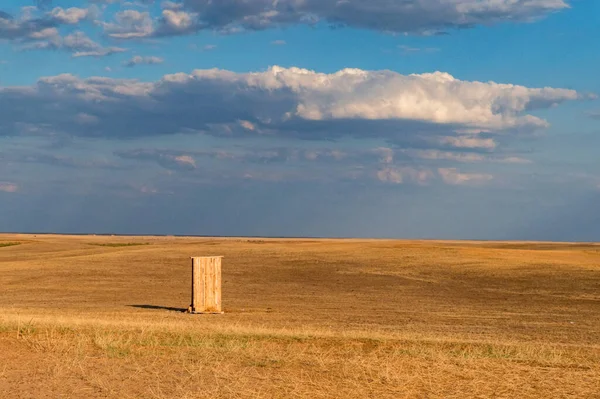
<box><xmin>1</xmin><ymin>0</ymin><xmax>599</xmax><ymax>240</ymax></box>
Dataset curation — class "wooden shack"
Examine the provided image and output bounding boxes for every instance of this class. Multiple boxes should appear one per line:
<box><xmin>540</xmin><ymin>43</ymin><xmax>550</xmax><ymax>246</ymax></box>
<box><xmin>189</xmin><ymin>256</ymin><xmax>223</xmax><ymax>314</ymax></box>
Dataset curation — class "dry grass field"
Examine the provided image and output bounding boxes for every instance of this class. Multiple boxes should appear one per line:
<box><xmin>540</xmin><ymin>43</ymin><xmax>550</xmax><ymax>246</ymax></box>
<box><xmin>1</xmin><ymin>234</ymin><xmax>599</xmax><ymax>398</ymax></box>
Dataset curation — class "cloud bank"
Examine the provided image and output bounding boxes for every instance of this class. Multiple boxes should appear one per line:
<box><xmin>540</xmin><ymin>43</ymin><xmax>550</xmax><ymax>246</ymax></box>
<box><xmin>0</xmin><ymin>66</ymin><xmax>585</xmax><ymax>143</ymax></box>
<box><xmin>102</xmin><ymin>0</ymin><xmax>570</xmax><ymax>38</ymax></box>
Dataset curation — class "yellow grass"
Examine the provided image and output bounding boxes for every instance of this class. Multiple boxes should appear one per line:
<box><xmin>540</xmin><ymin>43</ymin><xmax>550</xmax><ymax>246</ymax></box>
<box><xmin>1</xmin><ymin>234</ymin><xmax>599</xmax><ymax>398</ymax></box>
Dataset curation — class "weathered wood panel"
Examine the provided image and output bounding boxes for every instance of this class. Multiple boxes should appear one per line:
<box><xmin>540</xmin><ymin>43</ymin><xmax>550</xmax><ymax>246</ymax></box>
<box><xmin>191</xmin><ymin>256</ymin><xmax>223</xmax><ymax>314</ymax></box>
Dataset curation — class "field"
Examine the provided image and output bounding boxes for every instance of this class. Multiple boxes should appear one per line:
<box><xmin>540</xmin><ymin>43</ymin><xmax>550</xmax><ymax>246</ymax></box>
<box><xmin>1</xmin><ymin>234</ymin><xmax>599</xmax><ymax>398</ymax></box>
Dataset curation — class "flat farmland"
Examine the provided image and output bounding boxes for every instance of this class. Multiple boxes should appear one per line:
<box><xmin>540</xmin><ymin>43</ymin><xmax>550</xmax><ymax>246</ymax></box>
<box><xmin>1</xmin><ymin>234</ymin><xmax>599</xmax><ymax>398</ymax></box>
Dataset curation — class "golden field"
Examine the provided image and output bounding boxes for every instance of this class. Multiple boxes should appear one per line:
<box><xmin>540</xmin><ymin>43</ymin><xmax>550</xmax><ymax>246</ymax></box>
<box><xmin>1</xmin><ymin>234</ymin><xmax>599</xmax><ymax>398</ymax></box>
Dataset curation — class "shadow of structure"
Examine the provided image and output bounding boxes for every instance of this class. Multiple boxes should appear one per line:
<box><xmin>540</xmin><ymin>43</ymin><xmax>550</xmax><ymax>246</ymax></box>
<box><xmin>129</xmin><ymin>305</ymin><xmax>187</xmax><ymax>313</ymax></box>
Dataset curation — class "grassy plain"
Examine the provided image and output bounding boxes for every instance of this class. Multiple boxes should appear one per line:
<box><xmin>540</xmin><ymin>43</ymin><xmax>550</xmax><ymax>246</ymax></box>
<box><xmin>1</xmin><ymin>234</ymin><xmax>599</xmax><ymax>398</ymax></box>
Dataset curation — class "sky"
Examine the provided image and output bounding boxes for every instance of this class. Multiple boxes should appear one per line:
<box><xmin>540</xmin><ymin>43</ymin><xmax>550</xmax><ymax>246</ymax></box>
<box><xmin>0</xmin><ymin>0</ymin><xmax>599</xmax><ymax>240</ymax></box>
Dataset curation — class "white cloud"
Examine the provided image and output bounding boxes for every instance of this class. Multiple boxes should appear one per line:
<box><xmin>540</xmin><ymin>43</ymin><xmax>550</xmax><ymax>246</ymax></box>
<box><xmin>412</xmin><ymin>150</ymin><xmax>487</xmax><ymax>163</ymax></box>
<box><xmin>174</xmin><ymin>155</ymin><xmax>196</xmax><ymax>168</ymax></box>
<box><xmin>0</xmin><ymin>182</ymin><xmax>19</xmax><ymax>193</ymax></box>
<box><xmin>103</xmin><ymin>8</ymin><xmax>198</xmax><ymax>38</ymax></box>
<box><xmin>377</xmin><ymin>167</ymin><xmax>404</xmax><ymax>184</ymax></box>
<box><xmin>0</xmin><ymin>66</ymin><xmax>586</xmax><ymax>146</ymax></box>
<box><xmin>408</xmin><ymin>150</ymin><xmax>532</xmax><ymax>164</ymax></box>
<box><xmin>239</xmin><ymin>120</ymin><xmax>256</xmax><ymax>131</ymax></box>
<box><xmin>374</xmin><ymin>147</ymin><xmax>434</xmax><ymax>185</ymax></box>
<box><xmin>269</xmin><ymin>68</ymin><xmax>580</xmax><ymax>130</ymax></box>
<box><xmin>139</xmin><ymin>185</ymin><xmax>159</xmax><ymax>194</ymax></box>
<box><xmin>73</xmin><ymin>48</ymin><xmax>127</xmax><ymax>57</ymax></box>
<box><xmin>437</xmin><ymin>136</ymin><xmax>497</xmax><ymax>150</ymax></box>
<box><xmin>103</xmin><ymin>10</ymin><xmax>155</xmax><ymax>39</ymax></box>
<box><xmin>21</xmin><ymin>30</ymin><xmax>127</xmax><ymax>58</ymax></box>
<box><xmin>377</xmin><ymin>167</ymin><xmax>434</xmax><ymax>185</ymax></box>
<box><xmin>160</xmin><ymin>9</ymin><xmax>195</xmax><ymax>33</ymax></box>
<box><xmin>48</xmin><ymin>7</ymin><xmax>90</xmax><ymax>25</ymax></box>
<box><xmin>123</xmin><ymin>55</ymin><xmax>164</xmax><ymax>67</ymax></box>
<box><xmin>438</xmin><ymin>168</ymin><xmax>493</xmax><ymax>185</ymax></box>
<box><xmin>271</xmin><ymin>40</ymin><xmax>286</xmax><ymax>45</ymax></box>
<box><xmin>28</xmin><ymin>27</ymin><xmax>59</xmax><ymax>40</ymax></box>
<box><xmin>63</xmin><ymin>31</ymin><xmax>101</xmax><ymax>49</ymax></box>
<box><xmin>500</xmin><ymin>156</ymin><xmax>533</xmax><ymax>164</ymax></box>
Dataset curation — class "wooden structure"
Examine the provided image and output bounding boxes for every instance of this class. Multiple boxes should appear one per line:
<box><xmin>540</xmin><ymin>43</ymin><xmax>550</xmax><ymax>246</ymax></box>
<box><xmin>189</xmin><ymin>256</ymin><xmax>223</xmax><ymax>314</ymax></box>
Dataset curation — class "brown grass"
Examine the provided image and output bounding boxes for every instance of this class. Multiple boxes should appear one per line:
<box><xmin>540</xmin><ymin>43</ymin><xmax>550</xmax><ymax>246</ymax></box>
<box><xmin>1</xmin><ymin>234</ymin><xmax>599</xmax><ymax>398</ymax></box>
<box><xmin>88</xmin><ymin>242</ymin><xmax>151</xmax><ymax>248</ymax></box>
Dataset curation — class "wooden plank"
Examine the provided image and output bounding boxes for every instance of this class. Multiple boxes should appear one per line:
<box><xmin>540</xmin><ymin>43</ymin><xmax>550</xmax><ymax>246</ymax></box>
<box><xmin>214</xmin><ymin>258</ymin><xmax>222</xmax><ymax>312</ymax></box>
<box><xmin>205</xmin><ymin>257</ymin><xmax>213</xmax><ymax>311</ymax></box>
